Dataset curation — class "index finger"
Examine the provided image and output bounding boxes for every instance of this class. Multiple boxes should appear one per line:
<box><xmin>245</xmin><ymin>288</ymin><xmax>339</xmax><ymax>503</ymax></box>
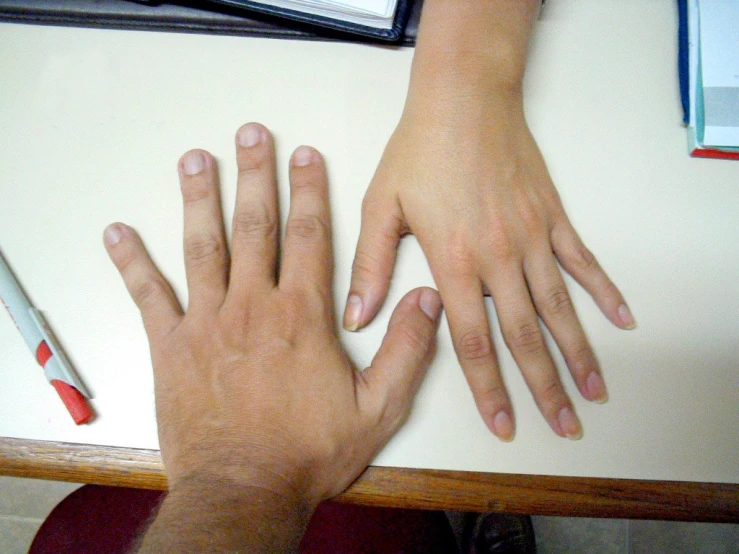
<box><xmin>552</xmin><ymin>219</ymin><xmax>636</xmax><ymax>330</ymax></box>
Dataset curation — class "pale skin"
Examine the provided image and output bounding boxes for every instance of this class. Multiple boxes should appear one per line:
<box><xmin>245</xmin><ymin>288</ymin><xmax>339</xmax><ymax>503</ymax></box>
<box><xmin>344</xmin><ymin>0</ymin><xmax>636</xmax><ymax>441</ymax></box>
<box><xmin>102</xmin><ymin>1</ymin><xmax>636</xmax><ymax>549</ymax></box>
<box><xmin>104</xmin><ymin>124</ymin><xmax>441</xmax><ymax>552</ymax></box>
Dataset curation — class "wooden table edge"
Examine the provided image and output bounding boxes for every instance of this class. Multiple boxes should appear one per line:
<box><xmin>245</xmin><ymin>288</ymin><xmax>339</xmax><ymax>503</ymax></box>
<box><xmin>1</xmin><ymin>437</ymin><xmax>736</xmax><ymax>522</ymax></box>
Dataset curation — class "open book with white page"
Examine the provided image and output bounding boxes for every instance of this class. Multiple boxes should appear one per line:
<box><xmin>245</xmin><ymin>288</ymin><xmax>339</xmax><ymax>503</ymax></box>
<box><xmin>209</xmin><ymin>0</ymin><xmax>411</xmax><ymax>40</ymax></box>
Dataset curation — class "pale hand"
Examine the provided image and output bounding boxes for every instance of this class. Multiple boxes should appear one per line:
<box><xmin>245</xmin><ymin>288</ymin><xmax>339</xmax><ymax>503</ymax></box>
<box><xmin>344</xmin><ymin>94</ymin><xmax>634</xmax><ymax>442</ymax></box>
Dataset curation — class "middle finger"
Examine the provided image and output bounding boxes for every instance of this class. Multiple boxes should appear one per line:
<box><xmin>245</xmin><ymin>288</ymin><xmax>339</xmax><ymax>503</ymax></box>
<box><xmin>228</xmin><ymin>123</ymin><xmax>280</xmax><ymax>302</ymax></box>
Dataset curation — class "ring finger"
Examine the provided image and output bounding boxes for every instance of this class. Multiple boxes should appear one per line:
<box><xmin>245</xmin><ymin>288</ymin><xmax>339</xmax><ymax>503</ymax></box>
<box><xmin>488</xmin><ymin>264</ymin><xmax>583</xmax><ymax>439</ymax></box>
<box><xmin>524</xmin><ymin>252</ymin><xmax>607</xmax><ymax>404</ymax></box>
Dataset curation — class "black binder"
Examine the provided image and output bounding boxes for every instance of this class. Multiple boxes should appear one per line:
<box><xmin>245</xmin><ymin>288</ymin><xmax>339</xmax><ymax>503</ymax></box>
<box><xmin>0</xmin><ymin>0</ymin><xmax>422</xmax><ymax>45</ymax></box>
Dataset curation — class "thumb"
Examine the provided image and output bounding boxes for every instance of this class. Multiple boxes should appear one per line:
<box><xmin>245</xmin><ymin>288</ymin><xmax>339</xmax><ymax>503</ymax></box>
<box><xmin>360</xmin><ymin>287</ymin><xmax>442</xmax><ymax>433</ymax></box>
<box><xmin>343</xmin><ymin>190</ymin><xmax>406</xmax><ymax>331</ymax></box>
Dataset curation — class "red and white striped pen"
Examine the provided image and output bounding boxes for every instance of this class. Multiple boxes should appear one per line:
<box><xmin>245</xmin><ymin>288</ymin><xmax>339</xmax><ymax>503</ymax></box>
<box><xmin>0</xmin><ymin>249</ymin><xmax>93</xmax><ymax>425</ymax></box>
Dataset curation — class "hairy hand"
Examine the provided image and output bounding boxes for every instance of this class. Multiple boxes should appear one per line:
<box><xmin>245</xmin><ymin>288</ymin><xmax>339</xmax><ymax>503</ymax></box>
<box><xmin>104</xmin><ymin>123</ymin><xmax>441</xmax><ymax>506</ymax></box>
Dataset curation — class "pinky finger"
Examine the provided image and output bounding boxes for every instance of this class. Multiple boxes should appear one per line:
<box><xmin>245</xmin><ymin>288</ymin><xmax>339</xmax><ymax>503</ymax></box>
<box><xmin>104</xmin><ymin>223</ymin><xmax>183</xmax><ymax>340</ymax></box>
<box><xmin>551</xmin><ymin>221</ymin><xmax>636</xmax><ymax>330</ymax></box>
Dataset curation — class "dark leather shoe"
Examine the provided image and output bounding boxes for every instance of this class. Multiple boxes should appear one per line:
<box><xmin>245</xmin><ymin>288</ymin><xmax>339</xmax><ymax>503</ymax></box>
<box><xmin>466</xmin><ymin>513</ymin><xmax>537</xmax><ymax>554</ymax></box>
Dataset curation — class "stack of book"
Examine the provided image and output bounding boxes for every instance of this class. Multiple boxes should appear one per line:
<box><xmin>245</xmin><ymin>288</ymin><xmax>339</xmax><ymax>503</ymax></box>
<box><xmin>681</xmin><ymin>0</ymin><xmax>739</xmax><ymax>160</ymax></box>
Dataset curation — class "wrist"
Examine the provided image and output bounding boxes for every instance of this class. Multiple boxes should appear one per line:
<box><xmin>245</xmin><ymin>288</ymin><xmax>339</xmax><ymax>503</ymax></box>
<box><xmin>409</xmin><ymin>0</ymin><xmax>539</xmax><ymax>101</ymax></box>
<box><xmin>162</xmin><ymin>432</ymin><xmax>319</xmax><ymax>504</ymax></box>
<box><xmin>399</xmin><ymin>75</ymin><xmax>525</xmax><ymax>136</ymax></box>
<box><xmin>138</xmin><ymin>474</ymin><xmax>314</xmax><ymax>553</ymax></box>
<box><xmin>169</xmin><ymin>472</ymin><xmax>309</xmax><ymax>505</ymax></box>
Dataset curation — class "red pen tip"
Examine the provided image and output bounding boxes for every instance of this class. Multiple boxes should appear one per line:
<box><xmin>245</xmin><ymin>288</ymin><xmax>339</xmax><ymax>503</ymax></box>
<box><xmin>51</xmin><ymin>380</ymin><xmax>94</xmax><ymax>425</ymax></box>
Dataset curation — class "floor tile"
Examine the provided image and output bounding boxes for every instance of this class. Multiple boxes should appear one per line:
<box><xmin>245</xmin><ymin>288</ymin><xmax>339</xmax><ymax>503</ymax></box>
<box><xmin>0</xmin><ymin>476</ymin><xmax>81</xmax><ymax>519</ymax></box>
<box><xmin>532</xmin><ymin>516</ymin><xmax>629</xmax><ymax>554</ymax></box>
<box><xmin>0</xmin><ymin>516</ymin><xmax>44</xmax><ymax>554</ymax></box>
<box><xmin>630</xmin><ymin>520</ymin><xmax>739</xmax><ymax>554</ymax></box>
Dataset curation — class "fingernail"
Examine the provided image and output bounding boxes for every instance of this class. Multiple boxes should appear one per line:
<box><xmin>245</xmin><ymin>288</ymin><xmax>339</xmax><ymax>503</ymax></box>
<box><xmin>492</xmin><ymin>411</ymin><xmax>515</xmax><ymax>442</ymax></box>
<box><xmin>618</xmin><ymin>304</ymin><xmax>636</xmax><ymax>330</ymax></box>
<box><xmin>344</xmin><ymin>294</ymin><xmax>363</xmax><ymax>331</ymax></box>
<box><xmin>182</xmin><ymin>151</ymin><xmax>206</xmax><ymax>175</ymax></box>
<box><xmin>419</xmin><ymin>289</ymin><xmax>442</xmax><ymax>321</ymax></box>
<box><xmin>292</xmin><ymin>146</ymin><xmax>315</xmax><ymax>167</ymax></box>
<box><xmin>558</xmin><ymin>407</ymin><xmax>582</xmax><ymax>440</ymax></box>
<box><xmin>238</xmin><ymin>123</ymin><xmax>262</xmax><ymax>147</ymax></box>
<box><xmin>586</xmin><ymin>371</ymin><xmax>608</xmax><ymax>404</ymax></box>
<box><xmin>104</xmin><ymin>224</ymin><xmax>122</xmax><ymax>246</ymax></box>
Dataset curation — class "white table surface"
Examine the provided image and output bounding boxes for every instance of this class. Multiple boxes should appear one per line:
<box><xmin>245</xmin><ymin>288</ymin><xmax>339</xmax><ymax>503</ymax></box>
<box><xmin>1</xmin><ymin>0</ymin><xmax>738</xmax><ymax>484</ymax></box>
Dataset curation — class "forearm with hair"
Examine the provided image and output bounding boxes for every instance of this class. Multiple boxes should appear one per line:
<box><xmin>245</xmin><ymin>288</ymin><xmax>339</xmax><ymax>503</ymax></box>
<box><xmin>136</xmin><ymin>476</ymin><xmax>312</xmax><ymax>554</ymax></box>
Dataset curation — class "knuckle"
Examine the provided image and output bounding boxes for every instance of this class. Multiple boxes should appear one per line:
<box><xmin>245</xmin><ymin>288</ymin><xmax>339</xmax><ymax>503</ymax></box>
<box><xmin>295</xmin><ymin>284</ymin><xmax>331</xmax><ymax>315</ymax></box>
<box><xmin>542</xmin><ymin>287</ymin><xmax>573</xmax><ymax>318</ymax></box>
<box><xmin>291</xmin><ymin>174</ymin><xmax>320</xmax><ymax>192</ymax></box>
<box><xmin>238</xmin><ymin>152</ymin><xmax>268</xmax><ymax>175</ymax></box>
<box><xmin>219</xmin><ymin>306</ymin><xmax>249</xmax><ymax>336</ymax></box>
<box><xmin>569</xmin><ymin>342</ymin><xmax>595</xmax><ymax>373</ymax></box>
<box><xmin>185</xmin><ymin>235</ymin><xmax>224</xmax><ymax>265</ymax></box>
<box><xmin>570</xmin><ymin>242</ymin><xmax>598</xmax><ymax>272</ymax></box>
<box><xmin>603</xmin><ymin>279</ymin><xmax>620</xmax><ymax>299</ymax></box>
<box><xmin>505</xmin><ymin>320</ymin><xmax>545</xmax><ymax>355</ymax></box>
<box><xmin>541</xmin><ymin>184</ymin><xmax>563</xmax><ymax>206</ymax></box>
<box><xmin>114</xmin><ymin>248</ymin><xmax>137</xmax><ymax>273</ymax></box>
<box><xmin>396</xmin><ymin>323</ymin><xmax>430</xmax><ymax>354</ymax></box>
<box><xmin>487</xmin><ymin>221</ymin><xmax>517</xmax><ymax>262</ymax></box>
<box><xmin>455</xmin><ymin>327</ymin><xmax>494</xmax><ymax>362</ymax></box>
<box><xmin>538</xmin><ymin>380</ymin><xmax>564</xmax><ymax>407</ymax></box>
<box><xmin>237</xmin><ymin>165</ymin><xmax>264</xmax><ymax>180</ymax></box>
<box><xmin>444</xmin><ymin>237</ymin><xmax>478</xmax><ymax>277</ymax></box>
<box><xmin>351</xmin><ymin>249</ymin><xmax>389</xmax><ymax>283</ymax></box>
<box><xmin>180</xmin><ymin>180</ymin><xmax>212</xmax><ymax>204</ymax></box>
<box><xmin>286</xmin><ymin>215</ymin><xmax>328</xmax><ymax>240</ymax></box>
<box><xmin>290</xmin><ymin>156</ymin><xmax>323</xmax><ymax>188</ymax></box>
<box><xmin>131</xmin><ymin>278</ymin><xmax>169</xmax><ymax>309</ymax></box>
<box><xmin>519</xmin><ymin>202</ymin><xmax>545</xmax><ymax>233</ymax></box>
<box><xmin>360</xmin><ymin>195</ymin><xmax>406</xmax><ymax>233</ymax></box>
<box><xmin>449</xmin><ymin>251</ymin><xmax>477</xmax><ymax>277</ymax></box>
<box><xmin>287</xmin><ymin>287</ymin><xmax>321</xmax><ymax>315</ymax></box>
<box><xmin>474</xmin><ymin>382</ymin><xmax>508</xmax><ymax>404</ymax></box>
<box><xmin>232</xmin><ymin>210</ymin><xmax>277</xmax><ymax>242</ymax></box>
